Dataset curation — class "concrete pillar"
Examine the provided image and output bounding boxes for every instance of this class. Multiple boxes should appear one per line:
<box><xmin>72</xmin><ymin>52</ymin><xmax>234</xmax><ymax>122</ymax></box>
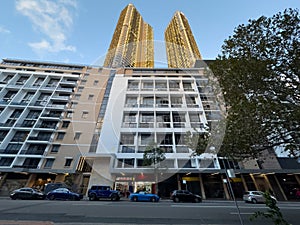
<box><xmin>250</xmin><ymin>174</ymin><xmax>259</xmax><ymax>190</ymax></box>
<box><xmin>294</xmin><ymin>174</ymin><xmax>300</xmax><ymax>186</ymax></box>
<box><xmin>25</xmin><ymin>174</ymin><xmax>37</xmax><ymax>187</ymax></box>
<box><xmin>274</xmin><ymin>175</ymin><xmax>288</xmax><ymax>201</ymax></box>
<box><xmin>221</xmin><ymin>174</ymin><xmax>230</xmax><ymax>200</ymax></box>
<box><xmin>199</xmin><ymin>174</ymin><xmax>206</xmax><ymax>200</ymax></box>
<box><xmin>55</xmin><ymin>174</ymin><xmax>66</xmax><ymax>183</ymax></box>
<box><xmin>240</xmin><ymin>174</ymin><xmax>248</xmax><ymax>192</ymax></box>
<box><xmin>263</xmin><ymin>174</ymin><xmax>274</xmax><ymax>193</ymax></box>
<box><xmin>177</xmin><ymin>174</ymin><xmax>182</xmax><ymax>190</ymax></box>
<box><xmin>0</xmin><ymin>173</ymin><xmax>8</xmax><ymax>188</ymax></box>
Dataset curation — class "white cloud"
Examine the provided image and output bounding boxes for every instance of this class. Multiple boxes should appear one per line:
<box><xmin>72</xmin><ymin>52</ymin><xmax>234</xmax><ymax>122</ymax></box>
<box><xmin>0</xmin><ymin>26</ymin><xmax>11</xmax><ymax>34</ymax></box>
<box><xmin>16</xmin><ymin>0</ymin><xmax>77</xmax><ymax>53</ymax></box>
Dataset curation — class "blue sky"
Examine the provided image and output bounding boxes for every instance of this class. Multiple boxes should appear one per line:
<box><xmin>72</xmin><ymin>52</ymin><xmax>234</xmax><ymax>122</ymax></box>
<box><xmin>0</xmin><ymin>0</ymin><xmax>299</xmax><ymax>67</ymax></box>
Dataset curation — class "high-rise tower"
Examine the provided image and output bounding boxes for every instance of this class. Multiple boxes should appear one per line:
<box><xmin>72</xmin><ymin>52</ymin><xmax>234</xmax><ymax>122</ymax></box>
<box><xmin>165</xmin><ymin>11</ymin><xmax>202</xmax><ymax>68</ymax></box>
<box><xmin>103</xmin><ymin>4</ymin><xmax>154</xmax><ymax>68</ymax></box>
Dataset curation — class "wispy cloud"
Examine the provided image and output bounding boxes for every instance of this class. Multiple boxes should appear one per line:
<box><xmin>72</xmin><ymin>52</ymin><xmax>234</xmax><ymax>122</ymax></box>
<box><xmin>16</xmin><ymin>0</ymin><xmax>77</xmax><ymax>53</ymax></box>
<box><xmin>0</xmin><ymin>26</ymin><xmax>11</xmax><ymax>34</ymax></box>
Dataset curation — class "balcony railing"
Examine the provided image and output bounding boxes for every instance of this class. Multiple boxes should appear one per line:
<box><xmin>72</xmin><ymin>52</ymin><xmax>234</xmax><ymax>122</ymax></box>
<box><xmin>0</xmin><ymin>149</ymin><xmax>20</xmax><ymax>154</ymax></box>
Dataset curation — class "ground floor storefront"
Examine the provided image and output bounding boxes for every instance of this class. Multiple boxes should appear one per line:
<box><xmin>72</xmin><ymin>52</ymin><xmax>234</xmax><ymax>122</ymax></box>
<box><xmin>113</xmin><ymin>172</ymin><xmax>300</xmax><ymax>201</ymax></box>
<box><xmin>1</xmin><ymin>171</ymin><xmax>300</xmax><ymax>201</ymax></box>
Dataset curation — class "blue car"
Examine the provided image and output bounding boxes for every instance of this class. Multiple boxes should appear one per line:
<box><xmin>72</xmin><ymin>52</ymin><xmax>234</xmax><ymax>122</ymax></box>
<box><xmin>46</xmin><ymin>188</ymin><xmax>83</xmax><ymax>201</ymax></box>
<box><xmin>129</xmin><ymin>191</ymin><xmax>160</xmax><ymax>202</ymax></box>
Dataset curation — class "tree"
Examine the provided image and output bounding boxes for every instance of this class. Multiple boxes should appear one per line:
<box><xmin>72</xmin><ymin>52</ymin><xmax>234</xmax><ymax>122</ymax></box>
<box><xmin>250</xmin><ymin>192</ymin><xmax>291</xmax><ymax>225</ymax></box>
<box><xmin>210</xmin><ymin>8</ymin><xmax>300</xmax><ymax>160</ymax></box>
<box><xmin>142</xmin><ymin>143</ymin><xmax>166</xmax><ymax>195</ymax></box>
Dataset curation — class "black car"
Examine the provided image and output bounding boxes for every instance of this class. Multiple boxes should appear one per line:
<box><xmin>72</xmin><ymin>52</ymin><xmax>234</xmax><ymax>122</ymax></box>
<box><xmin>171</xmin><ymin>190</ymin><xmax>202</xmax><ymax>203</ymax></box>
<box><xmin>10</xmin><ymin>187</ymin><xmax>46</xmax><ymax>200</ymax></box>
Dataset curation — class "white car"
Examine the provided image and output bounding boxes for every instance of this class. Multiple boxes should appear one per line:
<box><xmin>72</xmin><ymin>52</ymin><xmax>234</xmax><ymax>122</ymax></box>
<box><xmin>243</xmin><ymin>191</ymin><xmax>277</xmax><ymax>204</ymax></box>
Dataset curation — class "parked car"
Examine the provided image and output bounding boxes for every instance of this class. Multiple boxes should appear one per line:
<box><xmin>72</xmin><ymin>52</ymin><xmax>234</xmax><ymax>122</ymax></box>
<box><xmin>129</xmin><ymin>191</ymin><xmax>160</xmax><ymax>202</ymax></box>
<box><xmin>170</xmin><ymin>190</ymin><xmax>202</xmax><ymax>203</ymax></box>
<box><xmin>10</xmin><ymin>187</ymin><xmax>45</xmax><ymax>200</ymax></box>
<box><xmin>88</xmin><ymin>185</ymin><xmax>121</xmax><ymax>201</ymax></box>
<box><xmin>46</xmin><ymin>188</ymin><xmax>83</xmax><ymax>201</ymax></box>
<box><xmin>243</xmin><ymin>191</ymin><xmax>277</xmax><ymax>204</ymax></box>
<box><xmin>43</xmin><ymin>182</ymin><xmax>69</xmax><ymax>194</ymax></box>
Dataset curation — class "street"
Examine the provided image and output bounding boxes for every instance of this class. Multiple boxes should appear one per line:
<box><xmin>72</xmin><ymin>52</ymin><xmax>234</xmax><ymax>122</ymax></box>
<box><xmin>0</xmin><ymin>198</ymin><xmax>299</xmax><ymax>225</ymax></box>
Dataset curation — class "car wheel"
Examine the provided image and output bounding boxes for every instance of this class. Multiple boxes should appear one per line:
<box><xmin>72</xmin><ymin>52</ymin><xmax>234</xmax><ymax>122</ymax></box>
<box><xmin>89</xmin><ymin>194</ymin><xmax>97</xmax><ymax>201</ymax></box>
<box><xmin>251</xmin><ymin>198</ymin><xmax>258</xmax><ymax>204</ymax></box>
<box><xmin>194</xmin><ymin>198</ymin><xmax>201</xmax><ymax>203</ymax></box>
<box><xmin>174</xmin><ymin>197</ymin><xmax>180</xmax><ymax>203</ymax></box>
<box><xmin>111</xmin><ymin>194</ymin><xmax>118</xmax><ymax>201</ymax></box>
<box><xmin>150</xmin><ymin>197</ymin><xmax>156</xmax><ymax>202</ymax></box>
<box><xmin>11</xmin><ymin>196</ymin><xmax>17</xmax><ymax>200</ymax></box>
<box><xmin>133</xmin><ymin>196</ymin><xmax>138</xmax><ymax>202</ymax></box>
<box><xmin>49</xmin><ymin>195</ymin><xmax>55</xmax><ymax>200</ymax></box>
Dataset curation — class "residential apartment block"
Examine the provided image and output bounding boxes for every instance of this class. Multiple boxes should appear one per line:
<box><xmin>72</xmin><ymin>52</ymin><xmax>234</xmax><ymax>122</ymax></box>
<box><xmin>0</xmin><ymin>3</ymin><xmax>299</xmax><ymax>201</ymax></box>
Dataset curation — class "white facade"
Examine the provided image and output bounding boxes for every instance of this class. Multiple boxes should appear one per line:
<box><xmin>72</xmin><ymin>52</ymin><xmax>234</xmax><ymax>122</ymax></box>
<box><xmin>94</xmin><ymin>68</ymin><xmax>221</xmax><ymax>185</ymax></box>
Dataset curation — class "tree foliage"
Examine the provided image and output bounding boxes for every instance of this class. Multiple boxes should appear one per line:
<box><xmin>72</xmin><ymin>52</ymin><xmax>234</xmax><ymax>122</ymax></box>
<box><xmin>142</xmin><ymin>143</ymin><xmax>166</xmax><ymax>167</ymax></box>
<box><xmin>250</xmin><ymin>192</ymin><xmax>291</xmax><ymax>225</ymax></box>
<box><xmin>210</xmin><ymin>8</ymin><xmax>300</xmax><ymax>159</ymax></box>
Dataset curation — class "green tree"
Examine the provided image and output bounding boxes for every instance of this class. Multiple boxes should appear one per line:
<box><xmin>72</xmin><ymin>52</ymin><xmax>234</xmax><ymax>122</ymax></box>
<box><xmin>142</xmin><ymin>143</ymin><xmax>166</xmax><ymax>194</ymax></box>
<box><xmin>210</xmin><ymin>8</ymin><xmax>300</xmax><ymax>160</ymax></box>
<box><xmin>251</xmin><ymin>192</ymin><xmax>291</xmax><ymax>225</ymax></box>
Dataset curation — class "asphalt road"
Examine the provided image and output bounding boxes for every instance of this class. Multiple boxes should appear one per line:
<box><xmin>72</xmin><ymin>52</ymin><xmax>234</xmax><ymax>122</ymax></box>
<box><xmin>0</xmin><ymin>198</ymin><xmax>299</xmax><ymax>225</ymax></box>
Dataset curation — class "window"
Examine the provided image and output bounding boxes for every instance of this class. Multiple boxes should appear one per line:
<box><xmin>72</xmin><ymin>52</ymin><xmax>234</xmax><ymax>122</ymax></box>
<box><xmin>80</xmin><ymin>80</ymin><xmax>87</xmax><ymax>85</ymax></box>
<box><xmin>26</xmin><ymin>110</ymin><xmax>41</xmax><ymax>119</ymax></box>
<box><xmin>64</xmin><ymin>158</ymin><xmax>73</xmax><ymax>167</ymax></box>
<box><xmin>140</xmin><ymin>133</ymin><xmax>154</xmax><ymax>145</ymax></box>
<box><xmin>0</xmin><ymin>157</ymin><xmax>13</xmax><ymax>166</ymax></box>
<box><xmin>61</xmin><ymin>121</ymin><xmax>70</xmax><ymax>128</ymax></box>
<box><xmin>3</xmin><ymin>91</ymin><xmax>17</xmax><ymax>102</ymax></box>
<box><xmin>56</xmin><ymin>132</ymin><xmax>65</xmax><ymax>140</ymax></box>
<box><xmin>33</xmin><ymin>77</ymin><xmax>44</xmax><ymax>86</ymax></box>
<box><xmin>66</xmin><ymin>112</ymin><xmax>73</xmax><ymax>118</ymax></box>
<box><xmin>0</xmin><ymin>131</ymin><xmax>8</xmax><ymax>141</ymax></box>
<box><xmin>71</xmin><ymin>102</ymin><xmax>78</xmax><ymax>109</ymax></box>
<box><xmin>12</xmin><ymin>131</ymin><xmax>29</xmax><ymax>142</ymax></box>
<box><xmin>74</xmin><ymin>94</ymin><xmax>81</xmax><ymax>100</ymax></box>
<box><xmin>82</xmin><ymin>111</ymin><xmax>88</xmax><ymax>119</ymax></box>
<box><xmin>16</xmin><ymin>76</ymin><xmax>29</xmax><ymax>85</ymax></box>
<box><xmin>21</xmin><ymin>92</ymin><xmax>34</xmax><ymax>104</ymax></box>
<box><xmin>51</xmin><ymin>145</ymin><xmax>60</xmax><ymax>153</ymax></box>
<box><xmin>44</xmin><ymin>159</ymin><xmax>54</xmax><ymax>168</ymax></box>
<box><xmin>88</xmin><ymin>94</ymin><xmax>94</xmax><ymax>100</ymax></box>
<box><xmin>120</xmin><ymin>133</ymin><xmax>135</xmax><ymax>145</ymax></box>
<box><xmin>93</xmin><ymin>80</ymin><xmax>99</xmax><ymax>86</ymax></box>
<box><xmin>74</xmin><ymin>132</ymin><xmax>81</xmax><ymax>140</ymax></box>
<box><xmin>78</xmin><ymin>87</ymin><xmax>84</xmax><ymax>92</ymax></box>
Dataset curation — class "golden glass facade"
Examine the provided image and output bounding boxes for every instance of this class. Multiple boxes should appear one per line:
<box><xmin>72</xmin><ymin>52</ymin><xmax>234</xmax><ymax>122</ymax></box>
<box><xmin>165</xmin><ymin>11</ymin><xmax>202</xmax><ymax>68</ymax></box>
<box><xmin>104</xmin><ymin>4</ymin><xmax>154</xmax><ymax>68</ymax></box>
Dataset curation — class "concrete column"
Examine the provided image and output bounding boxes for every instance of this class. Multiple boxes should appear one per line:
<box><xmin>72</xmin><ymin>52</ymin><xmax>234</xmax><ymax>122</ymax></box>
<box><xmin>0</xmin><ymin>173</ymin><xmax>8</xmax><ymax>188</ymax></box>
<box><xmin>250</xmin><ymin>174</ymin><xmax>259</xmax><ymax>190</ymax></box>
<box><xmin>198</xmin><ymin>174</ymin><xmax>206</xmax><ymax>200</ymax></box>
<box><xmin>25</xmin><ymin>174</ymin><xmax>37</xmax><ymax>187</ymax></box>
<box><xmin>274</xmin><ymin>175</ymin><xmax>288</xmax><ymax>201</ymax></box>
<box><xmin>240</xmin><ymin>174</ymin><xmax>248</xmax><ymax>192</ymax></box>
<box><xmin>221</xmin><ymin>174</ymin><xmax>230</xmax><ymax>200</ymax></box>
<box><xmin>177</xmin><ymin>174</ymin><xmax>181</xmax><ymax>190</ymax></box>
<box><xmin>263</xmin><ymin>175</ymin><xmax>274</xmax><ymax>193</ymax></box>
<box><xmin>294</xmin><ymin>174</ymin><xmax>300</xmax><ymax>186</ymax></box>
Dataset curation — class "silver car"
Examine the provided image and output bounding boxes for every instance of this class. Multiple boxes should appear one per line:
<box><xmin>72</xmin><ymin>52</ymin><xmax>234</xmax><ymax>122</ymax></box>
<box><xmin>243</xmin><ymin>191</ymin><xmax>277</xmax><ymax>204</ymax></box>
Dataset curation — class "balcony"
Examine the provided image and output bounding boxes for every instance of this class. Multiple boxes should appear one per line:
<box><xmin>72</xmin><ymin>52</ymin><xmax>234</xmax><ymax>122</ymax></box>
<box><xmin>139</xmin><ymin>122</ymin><xmax>154</xmax><ymax>128</ymax></box>
<box><xmin>60</xmin><ymin>80</ymin><xmax>77</xmax><ymax>86</ymax></box>
<box><xmin>19</xmin><ymin>150</ymin><xmax>45</xmax><ymax>155</ymax></box>
<box><xmin>0</xmin><ymin>149</ymin><xmax>20</xmax><ymax>154</ymax></box>
<box><xmin>122</xmin><ymin>122</ymin><xmax>137</xmax><ymax>128</ymax></box>
<box><xmin>12</xmin><ymin>165</ymin><xmax>38</xmax><ymax>169</ymax></box>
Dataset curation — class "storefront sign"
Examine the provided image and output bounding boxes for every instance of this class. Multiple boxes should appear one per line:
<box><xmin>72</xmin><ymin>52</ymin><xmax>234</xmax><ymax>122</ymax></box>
<box><xmin>182</xmin><ymin>176</ymin><xmax>200</xmax><ymax>181</ymax></box>
<box><xmin>116</xmin><ymin>177</ymin><xmax>134</xmax><ymax>181</ymax></box>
